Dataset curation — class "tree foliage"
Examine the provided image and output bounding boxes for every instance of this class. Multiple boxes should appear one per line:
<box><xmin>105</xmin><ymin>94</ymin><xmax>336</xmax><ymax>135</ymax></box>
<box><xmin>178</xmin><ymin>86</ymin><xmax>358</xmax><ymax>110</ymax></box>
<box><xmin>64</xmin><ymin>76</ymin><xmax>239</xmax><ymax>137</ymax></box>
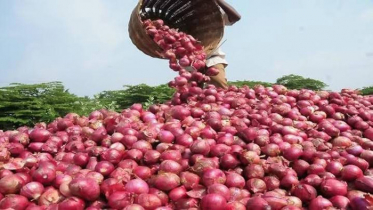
<box><xmin>0</xmin><ymin>82</ymin><xmax>116</xmax><ymax>130</ymax></box>
<box><xmin>97</xmin><ymin>84</ymin><xmax>175</xmax><ymax>111</ymax></box>
<box><xmin>229</xmin><ymin>80</ymin><xmax>273</xmax><ymax>88</ymax></box>
<box><xmin>276</xmin><ymin>74</ymin><xmax>327</xmax><ymax>91</ymax></box>
<box><xmin>360</xmin><ymin>86</ymin><xmax>373</xmax><ymax>96</ymax></box>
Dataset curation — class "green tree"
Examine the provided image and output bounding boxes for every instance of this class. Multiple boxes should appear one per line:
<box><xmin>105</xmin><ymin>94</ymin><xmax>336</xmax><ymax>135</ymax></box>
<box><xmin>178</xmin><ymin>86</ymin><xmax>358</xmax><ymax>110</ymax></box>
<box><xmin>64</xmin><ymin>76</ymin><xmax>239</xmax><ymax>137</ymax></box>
<box><xmin>229</xmin><ymin>80</ymin><xmax>273</xmax><ymax>88</ymax></box>
<box><xmin>97</xmin><ymin>84</ymin><xmax>175</xmax><ymax>110</ymax></box>
<box><xmin>0</xmin><ymin>82</ymin><xmax>117</xmax><ymax>130</ymax></box>
<box><xmin>360</xmin><ymin>86</ymin><xmax>373</xmax><ymax>96</ymax></box>
<box><xmin>0</xmin><ymin>82</ymin><xmax>77</xmax><ymax>129</ymax></box>
<box><xmin>276</xmin><ymin>74</ymin><xmax>327</xmax><ymax>91</ymax></box>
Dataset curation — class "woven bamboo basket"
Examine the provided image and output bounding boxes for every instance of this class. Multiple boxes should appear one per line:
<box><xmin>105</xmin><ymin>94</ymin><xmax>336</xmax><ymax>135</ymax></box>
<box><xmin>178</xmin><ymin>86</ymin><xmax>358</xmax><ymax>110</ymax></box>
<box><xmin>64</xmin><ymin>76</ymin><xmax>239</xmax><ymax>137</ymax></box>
<box><xmin>128</xmin><ymin>0</ymin><xmax>225</xmax><ymax>59</ymax></box>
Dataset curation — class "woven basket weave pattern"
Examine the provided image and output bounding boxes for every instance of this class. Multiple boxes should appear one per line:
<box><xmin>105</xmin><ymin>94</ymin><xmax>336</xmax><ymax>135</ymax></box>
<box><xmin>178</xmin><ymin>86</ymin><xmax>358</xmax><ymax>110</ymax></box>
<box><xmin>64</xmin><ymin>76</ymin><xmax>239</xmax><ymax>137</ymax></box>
<box><xmin>129</xmin><ymin>0</ymin><xmax>224</xmax><ymax>59</ymax></box>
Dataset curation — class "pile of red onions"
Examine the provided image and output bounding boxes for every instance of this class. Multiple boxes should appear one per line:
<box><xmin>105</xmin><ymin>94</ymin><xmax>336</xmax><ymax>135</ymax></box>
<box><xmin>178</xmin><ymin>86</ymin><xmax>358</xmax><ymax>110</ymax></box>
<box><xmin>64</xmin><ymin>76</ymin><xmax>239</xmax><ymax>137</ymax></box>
<box><xmin>1</xmin><ymin>19</ymin><xmax>373</xmax><ymax>210</ymax></box>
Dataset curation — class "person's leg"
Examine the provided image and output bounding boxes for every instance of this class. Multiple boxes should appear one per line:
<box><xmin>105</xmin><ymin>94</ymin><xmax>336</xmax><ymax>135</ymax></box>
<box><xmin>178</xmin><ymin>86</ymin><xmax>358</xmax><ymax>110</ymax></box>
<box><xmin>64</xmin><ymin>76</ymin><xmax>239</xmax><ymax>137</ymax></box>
<box><xmin>208</xmin><ymin>63</ymin><xmax>228</xmax><ymax>89</ymax></box>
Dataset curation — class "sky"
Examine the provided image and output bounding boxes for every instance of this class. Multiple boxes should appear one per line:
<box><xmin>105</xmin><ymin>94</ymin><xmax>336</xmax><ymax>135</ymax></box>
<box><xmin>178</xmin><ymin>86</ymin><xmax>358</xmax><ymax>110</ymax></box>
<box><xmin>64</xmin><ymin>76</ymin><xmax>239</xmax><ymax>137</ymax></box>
<box><xmin>0</xmin><ymin>0</ymin><xmax>372</xmax><ymax>96</ymax></box>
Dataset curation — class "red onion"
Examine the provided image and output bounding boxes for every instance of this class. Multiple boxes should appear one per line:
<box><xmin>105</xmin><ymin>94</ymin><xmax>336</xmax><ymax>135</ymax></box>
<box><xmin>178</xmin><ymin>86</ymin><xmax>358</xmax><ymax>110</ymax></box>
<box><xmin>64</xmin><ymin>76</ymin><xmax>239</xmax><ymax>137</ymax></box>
<box><xmin>160</xmin><ymin>150</ymin><xmax>182</xmax><ymax>162</ymax></box>
<box><xmin>263</xmin><ymin>176</ymin><xmax>280</xmax><ymax>191</ymax></box>
<box><xmin>292</xmin><ymin>160</ymin><xmax>310</xmax><ymax>177</ymax></box>
<box><xmin>180</xmin><ymin>172</ymin><xmax>200</xmax><ymax>190</ymax></box>
<box><xmin>246</xmin><ymin>196</ymin><xmax>271</xmax><ymax>210</ymax></box>
<box><xmin>340</xmin><ymin>164</ymin><xmax>363</xmax><ymax>181</ymax></box>
<box><xmin>308</xmin><ymin>196</ymin><xmax>333</xmax><ymax>210</ymax></box>
<box><xmin>121</xmin><ymin>135</ymin><xmax>138</xmax><ymax>148</ymax></box>
<box><xmin>246</xmin><ymin>178</ymin><xmax>266</xmax><ymax>193</ymax></box>
<box><xmin>0</xmin><ymin>174</ymin><xmax>24</xmax><ymax>195</ymax></box>
<box><xmin>200</xmin><ymin>193</ymin><xmax>227</xmax><ymax>210</ymax></box>
<box><xmin>153</xmin><ymin>173</ymin><xmax>180</xmax><ymax>191</ymax></box>
<box><xmin>30</xmin><ymin>128</ymin><xmax>51</xmax><ymax>142</ymax></box>
<box><xmin>280</xmin><ymin>174</ymin><xmax>299</xmax><ymax>189</ymax></box>
<box><xmin>329</xmin><ymin>195</ymin><xmax>350</xmax><ymax>208</ymax></box>
<box><xmin>148</xmin><ymin>187</ymin><xmax>169</xmax><ymax>206</ymax></box>
<box><xmin>354</xmin><ymin>176</ymin><xmax>373</xmax><ymax>193</ymax></box>
<box><xmin>364</xmin><ymin>127</ymin><xmax>373</xmax><ymax>140</ymax></box>
<box><xmin>0</xmin><ymin>194</ymin><xmax>29</xmax><ymax>210</ymax></box>
<box><xmin>60</xmin><ymin>181</ymin><xmax>72</xmax><ymax>197</ymax></box>
<box><xmin>135</xmin><ymin>193</ymin><xmax>162</xmax><ymax>210</ymax></box>
<box><xmin>225</xmin><ymin>172</ymin><xmax>245</xmax><ymax>189</ymax></box>
<box><xmin>210</xmin><ymin>144</ymin><xmax>231</xmax><ymax>157</ymax></box>
<box><xmin>143</xmin><ymin>150</ymin><xmax>160</xmax><ymax>165</ymax></box>
<box><xmin>72</xmin><ymin>152</ymin><xmax>89</xmax><ymax>167</ymax></box>
<box><xmin>320</xmin><ymin>179</ymin><xmax>348</xmax><ymax>197</ymax></box>
<box><xmin>38</xmin><ymin>186</ymin><xmax>62</xmax><ymax>206</ymax></box>
<box><xmin>220</xmin><ymin>154</ymin><xmax>240</xmax><ymax>169</ymax></box>
<box><xmin>325</xmin><ymin>160</ymin><xmax>343</xmax><ymax>176</ymax></box>
<box><xmin>202</xmin><ymin>169</ymin><xmax>226</xmax><ymax>187</ymax></box>
<box><xmin>69</xmin><ymin>178</ymin><xmax>100</xmax><ymax>201</ymax></box>
<box><xmin>169</xmin><ymin>186</ymin><xmax>187</xmax><ymax>201</ymax></box>
<box><xmin>58</xmin><ymin>197</ymin><xmax>85</xmax><ymax>210</ymax></box>
<box><xmin>283</xmin><ymin>146</ymin><xmax>303</xmax><ymax>161</ymax></box>
<box><xmin>20</xmin><ymin>181</ymin><xmax>44</xmax><ymax>200</ymax></box>
<box><xmin>360</xmin><ymin>149</ymin><xmax>373</xmax><ymax>165</ymax></box>
<box><xmin>332</xmin><ymin>136</ymin><xmax>352</xmax><ymax>148</ymax></box>
<box><xmin>207</xmin><ymin>184</ymin><xmax>231</xmax><ymax>201</ymax></box>
<box><xmin>262</xmin><ymin>195</ymin><xmax>288</xmax><ymax>210</ymax></box>
<box><xmin>133</xmin><ymin>166</ymin><xmax>152</xmax><ymax>180</ymax></box>
<box><xmin>0</xmin><ymin>169</ymin><xmax>13</xmax><ymax>179</ymax></box>
<box><xmin>244</xmin><ymin>164</ymin><xmax>264</xmax><ymax>179</ymax></box>
<box><xmin>190</xmin><ymin>139</ymin><xmax>210</xmax><ymax>155</ymax></box>
<box><xmin>159</xmin><ymin>160</ymin><xmax>182</xmax><ymax>174</ymax></box>
<box><xmin>125</xmin><ymin>178</ymin><xmax>149</xmax><ymax>194</ymax></box>
<box><xmin>307</xmin><ymin>164</ymin><xmax>325</xmax><ymax>175</ymax></box>
<box><xmin>108</xmin><ymin>191</ymin><xmax>133</xmax><ymax>209</ymax></box>
<box><xmin>100</xmin><ymin>178</ymin><xmax>125</xmax><ymax>198</ymax></box>
<box><xmin>240</xmin><ymin>151</ymin><xmax>260</xmax><ymax>165</ymax></box>
<box><xmin>94</xmin><ymin>161</ymin><xmax>115</xmax><ymax>176</ymax></box>
<box><xmin>225</xmin><ymin>201</ymin><xmax>246</xmax><ymax>210</ymax></box>
<box><xmin>25</xmin><ymin>203</ymin><xmax>47</xmax><ymax>210</ymax></box>
<box><xmin>124</xmin><ymin>204</ymin><xmax>145</xmax><ymax>210</ymax></box>
<box><xmin>292</xmin><ymin>184</ymin><xmax>317</xmax><ymax>203</ymax></box>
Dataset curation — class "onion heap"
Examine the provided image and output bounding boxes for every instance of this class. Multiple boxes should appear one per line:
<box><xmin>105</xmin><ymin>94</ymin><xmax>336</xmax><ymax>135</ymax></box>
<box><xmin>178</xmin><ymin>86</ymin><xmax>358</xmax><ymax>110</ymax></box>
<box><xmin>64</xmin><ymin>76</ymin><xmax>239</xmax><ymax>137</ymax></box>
<box><xmin>0</xmin><ymin>19</ymin><xmax>373</xmax><ymax>210</ymax></box>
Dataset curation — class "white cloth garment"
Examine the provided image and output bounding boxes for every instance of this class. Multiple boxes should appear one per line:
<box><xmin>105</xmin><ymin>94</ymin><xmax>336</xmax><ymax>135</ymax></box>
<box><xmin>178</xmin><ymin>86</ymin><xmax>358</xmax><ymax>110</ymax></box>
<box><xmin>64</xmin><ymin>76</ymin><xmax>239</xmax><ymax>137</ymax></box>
<box><xmin>205</xmin><ymin>8</ymin><xmax>232</xmax><ymax>68</ymax></box>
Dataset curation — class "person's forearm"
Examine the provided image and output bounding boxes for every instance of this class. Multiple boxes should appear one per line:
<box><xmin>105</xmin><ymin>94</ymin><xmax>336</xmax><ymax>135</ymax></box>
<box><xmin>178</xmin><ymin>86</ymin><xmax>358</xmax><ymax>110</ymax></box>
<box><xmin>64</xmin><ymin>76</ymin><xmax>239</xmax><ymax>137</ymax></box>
<box><xmin>216</xmin><ymin>0</ymin><xmax>241</xmax><ymax>24</ymax></box>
